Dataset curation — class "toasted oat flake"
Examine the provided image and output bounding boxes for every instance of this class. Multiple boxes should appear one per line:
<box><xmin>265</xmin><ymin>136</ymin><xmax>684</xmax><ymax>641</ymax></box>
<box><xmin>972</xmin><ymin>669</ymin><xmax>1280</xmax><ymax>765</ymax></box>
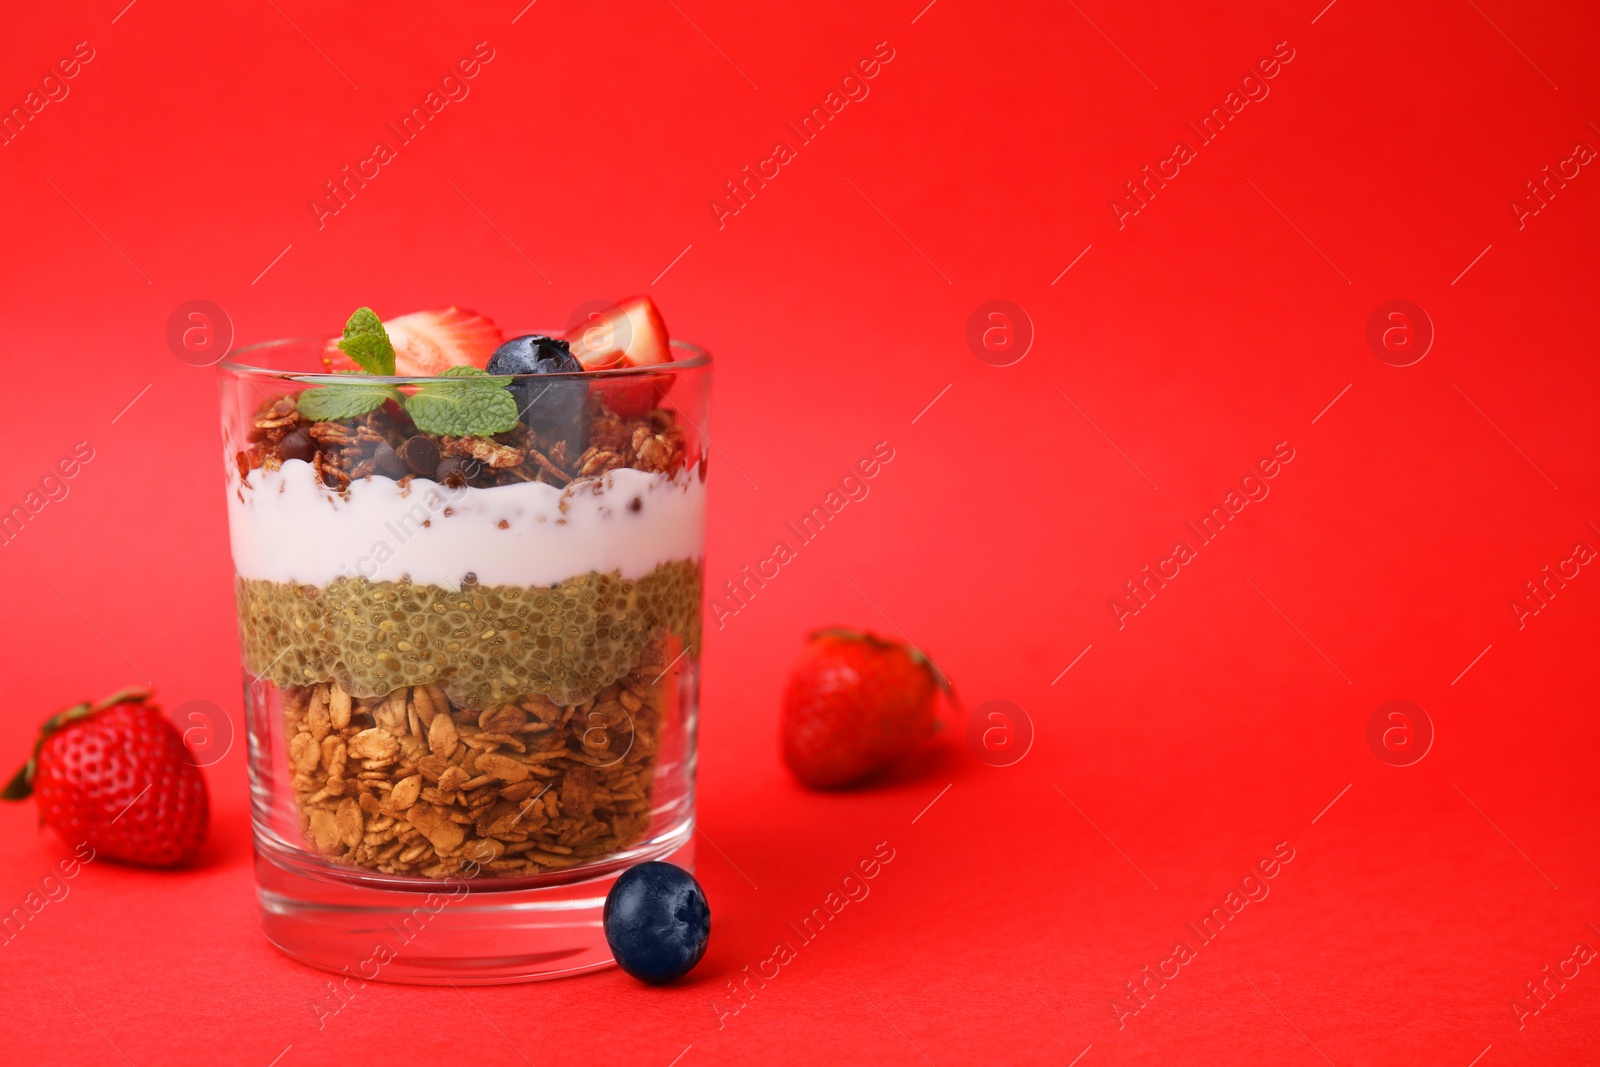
<box><xmin>347</xmin><ymin>727</ymin><xmax>399</xmax><ymax>761</ymax></box>
<box><xmin>477</xmin><ymin>753</ymin><xmax>530</xmax><ymax>783</ymax></box>
<box><xmin>336</xmin><ymin>797</ymin><xmax>364</xmax><ymax>848</ymax></box>
<box><xmin>391</xmin><ymin>774</ymin><xmax>422</xmax><ymax>810</ymax></box>
<box><xmin>328</xmin><ymin>682</ymin><xmax>352</xmax><ymax>729</ymax></box>
<box><xmin>429</xmin><ymin>714</ymin><xmax>459</xmax><ymax>758</ymax></box>
<box><xmin>289</xmin><ymin>733</ymin><xmax>321</xmax><ymax>774</ymax></box>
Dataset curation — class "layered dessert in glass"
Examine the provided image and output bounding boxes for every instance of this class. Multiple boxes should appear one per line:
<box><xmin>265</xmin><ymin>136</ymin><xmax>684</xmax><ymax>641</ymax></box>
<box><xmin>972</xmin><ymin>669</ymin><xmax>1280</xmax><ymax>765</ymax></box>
<box><xmin>219</xmin><ymin>298</ymin><xmax>708</xmax><ymax>982</ymax></box>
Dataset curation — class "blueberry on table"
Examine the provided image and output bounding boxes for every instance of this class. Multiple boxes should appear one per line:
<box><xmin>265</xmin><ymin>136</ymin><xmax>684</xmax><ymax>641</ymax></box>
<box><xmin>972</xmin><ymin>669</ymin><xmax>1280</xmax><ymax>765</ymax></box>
<box><xmin>486</xmin><ymin>334</ymin><xmax>587</xmax><ymax>433</ymax></box>
<box><xmin>603</xmin><ymin>861</ymin><xmax>711</xmax><ymax>984</ymax></box>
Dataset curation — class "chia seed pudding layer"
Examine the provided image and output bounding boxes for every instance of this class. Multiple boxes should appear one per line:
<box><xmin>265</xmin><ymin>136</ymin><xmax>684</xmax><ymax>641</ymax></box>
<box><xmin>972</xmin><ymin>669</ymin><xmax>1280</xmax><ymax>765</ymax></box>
<box><xmin>238</xmin><ymin>560</ymin><xmax>702</xmax><ymax>711</ymax></box>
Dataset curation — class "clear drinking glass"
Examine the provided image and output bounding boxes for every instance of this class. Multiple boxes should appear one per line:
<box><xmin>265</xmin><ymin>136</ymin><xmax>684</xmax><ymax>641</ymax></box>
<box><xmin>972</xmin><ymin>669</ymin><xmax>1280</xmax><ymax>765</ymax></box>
<box><xmin>218</xmin><ymin>336</ymin><xmax>709</xmax><ymax>983</ymax></box>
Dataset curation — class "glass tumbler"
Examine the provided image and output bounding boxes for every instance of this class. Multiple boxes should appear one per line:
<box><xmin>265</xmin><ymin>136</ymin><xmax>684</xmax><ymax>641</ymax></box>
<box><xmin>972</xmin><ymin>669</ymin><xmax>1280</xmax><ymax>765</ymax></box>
<box><xmin>218</xmin><ymin>337</ymin><xmax>709</xmax><ymax>983</ymax></box>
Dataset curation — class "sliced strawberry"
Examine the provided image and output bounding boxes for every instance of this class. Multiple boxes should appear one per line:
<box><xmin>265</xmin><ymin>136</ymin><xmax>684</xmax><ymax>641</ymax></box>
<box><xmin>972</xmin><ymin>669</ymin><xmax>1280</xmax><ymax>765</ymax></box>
<box><xmin>595</xmin><ymin>373</ymin><xmax>668</xmax><ymax>420</ymax></box>
<box><xmin>324</xmin><ymin>307</ymin><xmax>503</xmax><ymax>376</ymax></box>
<box><xmin>567</xmin><ymin>296</ymin><xmax>675</xmax><ymax>418</ymax></box>
<box><xmin>566</xmin><ymin>296</ymin><xmax>671</xmax><ymax>370</ymax></box>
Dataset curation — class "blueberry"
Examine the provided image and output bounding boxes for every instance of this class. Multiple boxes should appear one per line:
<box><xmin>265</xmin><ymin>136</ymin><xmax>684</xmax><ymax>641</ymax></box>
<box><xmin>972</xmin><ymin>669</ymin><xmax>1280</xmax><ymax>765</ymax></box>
<box><xmin>486</xmin><ymin>334</ymin><xmax>587</xmax><ymax>433</ymax></box>
<box><xmin>603</xmin><ymin>862</ymin><xmax>710</xmax><ymax>984</ymax></box>
<box><xmin>485</xmin><ymin>334</ymin><xmax>572</xmax><ymax>375</ymax></box>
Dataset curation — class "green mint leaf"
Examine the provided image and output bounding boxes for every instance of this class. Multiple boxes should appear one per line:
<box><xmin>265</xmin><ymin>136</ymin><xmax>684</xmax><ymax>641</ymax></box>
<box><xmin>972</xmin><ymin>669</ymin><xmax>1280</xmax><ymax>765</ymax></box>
<box><xmin>297</xmin><ymin>378</ymin><xmax>402</xmax><ymax>421</ymax></box>
<box><xmin>403</xmin><ymin>366</ymin><xmax>519</xmax><ymax>436</ymax></box>
<box><xmin>336</xmin><ymin>306</ymin><xmax>396</xmax><ymax>376</ymax></box>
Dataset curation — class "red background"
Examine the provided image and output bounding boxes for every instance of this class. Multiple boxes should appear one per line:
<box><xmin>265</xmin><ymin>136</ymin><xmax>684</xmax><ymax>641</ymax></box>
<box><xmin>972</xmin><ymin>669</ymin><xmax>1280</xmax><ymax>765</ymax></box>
<box><xmin>1</xmin><ymin>0</ymin><xmax>1597</xmax><ymax>1064</ymax></box>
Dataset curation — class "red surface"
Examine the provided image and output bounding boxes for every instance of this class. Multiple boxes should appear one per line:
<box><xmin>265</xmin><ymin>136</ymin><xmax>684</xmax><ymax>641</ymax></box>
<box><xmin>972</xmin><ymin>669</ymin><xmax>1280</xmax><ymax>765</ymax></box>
<box><xmin>1</xmin><ymin>1</ymin><xmax>1597</xmax><ymax>1064</ymax></box>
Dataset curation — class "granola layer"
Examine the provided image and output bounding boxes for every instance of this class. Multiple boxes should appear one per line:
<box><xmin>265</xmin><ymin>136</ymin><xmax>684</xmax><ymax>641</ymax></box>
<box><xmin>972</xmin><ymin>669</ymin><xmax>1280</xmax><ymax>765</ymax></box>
<box><xmin>282</xmin><ymin>674</ymin><xmax>667</xmax><ymax>878</ymax></box>
<box><xmin>237</xmin><ymin>561</ymin><xmax>701</xmax><ymax>710</ymax></box>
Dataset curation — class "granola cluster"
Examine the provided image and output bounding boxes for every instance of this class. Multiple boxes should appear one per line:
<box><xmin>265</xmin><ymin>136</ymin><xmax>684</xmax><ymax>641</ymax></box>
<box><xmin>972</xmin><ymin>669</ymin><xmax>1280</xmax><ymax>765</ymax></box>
<box><xmin>238</xmin><ymin>392</ymin><xmax>689</xmax><ymax>493</ymax></box>
<box><xmin>283</xmin><ymin>672</ymin><xmax>665</xmax><ymax>878</ymax></box>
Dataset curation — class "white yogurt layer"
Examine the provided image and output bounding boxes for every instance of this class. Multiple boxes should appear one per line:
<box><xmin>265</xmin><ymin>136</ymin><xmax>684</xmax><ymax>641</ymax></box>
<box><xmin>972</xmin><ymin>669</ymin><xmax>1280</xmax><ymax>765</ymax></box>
<box><xmin>228</xmin><ymin>460</ymin><xmax>705</xmax><ymax>589</ymax></box>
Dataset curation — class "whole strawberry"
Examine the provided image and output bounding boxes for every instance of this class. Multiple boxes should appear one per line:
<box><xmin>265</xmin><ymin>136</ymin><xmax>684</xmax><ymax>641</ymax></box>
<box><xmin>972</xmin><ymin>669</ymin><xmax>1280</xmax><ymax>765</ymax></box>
<box><xmin>781</xmin><ymin>629</ymin><xmax>948</xmax><ymax>789</ymax></box>
<box><xmin>3</xmin><ymin>689</ymin><xmax>209</xmax><ymax>867</ymax></box>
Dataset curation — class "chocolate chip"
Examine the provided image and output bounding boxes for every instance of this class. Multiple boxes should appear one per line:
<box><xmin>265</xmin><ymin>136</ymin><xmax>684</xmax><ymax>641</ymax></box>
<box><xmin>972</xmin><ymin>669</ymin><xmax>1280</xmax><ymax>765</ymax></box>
<box><xmin>628</xmin><ymin>496</ymin><xmax>642</xmax><ymax>512</ymax></box>
<box><xmin>372</xmin><ymin>441</ymin><xmax>408</xmax><ymax>479</ymax></box>
<box><xmin>278</xmin><ymin>428</ymin><xmax>315</xmax><ymax>464</ymax></box>
<box><xmin>398</xmin><ymin>435</ymin><xmax>440</xmax><ymax>477</ymax></box>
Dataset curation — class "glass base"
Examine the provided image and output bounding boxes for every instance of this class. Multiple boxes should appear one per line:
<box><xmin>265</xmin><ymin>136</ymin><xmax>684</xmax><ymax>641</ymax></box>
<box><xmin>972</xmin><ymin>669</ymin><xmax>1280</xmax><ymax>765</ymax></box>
<box><xmin>256</xmin><ymin>833</ymin><xmax>694</xmax><ymax>985</ymax></box>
